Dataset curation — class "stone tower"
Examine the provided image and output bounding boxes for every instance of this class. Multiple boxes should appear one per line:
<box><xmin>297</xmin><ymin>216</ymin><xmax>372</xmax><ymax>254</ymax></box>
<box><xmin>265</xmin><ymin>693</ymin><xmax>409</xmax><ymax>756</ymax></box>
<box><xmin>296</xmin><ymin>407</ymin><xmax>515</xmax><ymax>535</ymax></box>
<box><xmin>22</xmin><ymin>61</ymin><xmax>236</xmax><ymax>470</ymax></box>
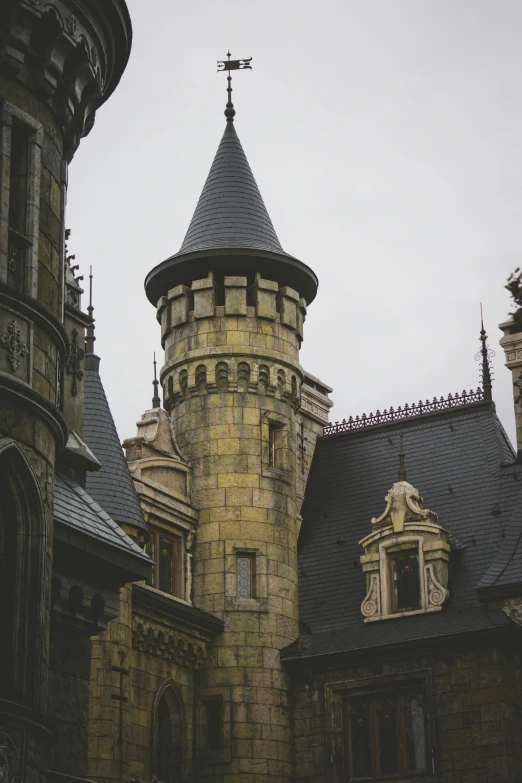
<box><xmin>145</xmin><ymin>96</ymin><xmax>319</xmax><ymax>780</ymax></box>
<box><xmin>0</xmin><ymin>2</ymin><xmax>131</xmax><ymax>779</ymax></box>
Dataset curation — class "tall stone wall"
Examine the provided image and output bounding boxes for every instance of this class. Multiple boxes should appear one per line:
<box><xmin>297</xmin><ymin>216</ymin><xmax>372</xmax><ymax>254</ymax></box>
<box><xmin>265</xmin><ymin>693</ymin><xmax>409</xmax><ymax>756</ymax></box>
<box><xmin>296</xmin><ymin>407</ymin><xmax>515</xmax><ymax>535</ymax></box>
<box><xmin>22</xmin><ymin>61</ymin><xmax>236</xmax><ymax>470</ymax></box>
<box><xmin>159</xmin><ymin>273</ymin><xmax>304</xmax><ymax>781</ymax></box>
<box><xmin>290</xmin><ymin>640</ymin><xmax>522</xmax><ymax>783</ymax></box>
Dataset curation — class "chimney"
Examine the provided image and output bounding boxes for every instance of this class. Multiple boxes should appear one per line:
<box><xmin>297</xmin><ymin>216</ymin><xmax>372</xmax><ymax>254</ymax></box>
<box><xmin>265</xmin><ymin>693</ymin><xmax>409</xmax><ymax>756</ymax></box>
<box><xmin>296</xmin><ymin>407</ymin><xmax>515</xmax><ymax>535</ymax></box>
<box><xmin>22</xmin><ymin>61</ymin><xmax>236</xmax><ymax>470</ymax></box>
<box><xmin>499</xmin><ymin>317</ymin><xmax>522</xmax><ymax>454</ymax></box>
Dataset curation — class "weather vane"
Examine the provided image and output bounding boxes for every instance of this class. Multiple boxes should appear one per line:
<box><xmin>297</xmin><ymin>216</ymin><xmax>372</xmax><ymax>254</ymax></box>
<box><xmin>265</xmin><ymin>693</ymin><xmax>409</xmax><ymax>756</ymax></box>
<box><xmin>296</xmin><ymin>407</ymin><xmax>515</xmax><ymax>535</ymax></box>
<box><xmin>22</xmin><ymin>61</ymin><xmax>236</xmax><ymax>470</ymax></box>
<box><xmin>217</xmin><ymin>51</ymin><xmax>252</xmax><ymax>122</ymax></box>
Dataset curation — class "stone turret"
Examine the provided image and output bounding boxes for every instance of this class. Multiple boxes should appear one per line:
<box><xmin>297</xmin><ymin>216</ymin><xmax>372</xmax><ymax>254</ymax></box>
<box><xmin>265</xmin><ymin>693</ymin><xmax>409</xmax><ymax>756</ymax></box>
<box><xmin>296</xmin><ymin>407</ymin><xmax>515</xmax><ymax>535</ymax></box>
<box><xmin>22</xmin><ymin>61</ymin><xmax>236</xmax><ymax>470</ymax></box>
<box><xmin>0</xmin><ymin>2</ymin><xmax>131</xmax><ymax>780</ymax></box>
<box><xmin>145</xmin><ymin>103</ymin><xmax>321</xmax><ymax>780</ymax></box>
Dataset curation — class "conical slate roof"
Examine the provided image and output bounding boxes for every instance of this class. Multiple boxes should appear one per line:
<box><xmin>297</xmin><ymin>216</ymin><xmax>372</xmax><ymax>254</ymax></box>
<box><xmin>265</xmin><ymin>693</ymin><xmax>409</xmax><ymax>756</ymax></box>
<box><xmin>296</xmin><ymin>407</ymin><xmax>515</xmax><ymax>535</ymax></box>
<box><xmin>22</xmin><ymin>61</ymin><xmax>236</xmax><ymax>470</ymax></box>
<box><xmin>176</xmin><ymin>122</ymin><xmax>284</xmax><ymax>256</ymax></box>
<box><xmin>84</xmin><ymin>357</ymin><xmax>148</xmax><ymax>537</ymax></box>
<box><xmin>145</xmin><ymin>118</ymin><xmax>318</xmax><ymax>306</ymax></box>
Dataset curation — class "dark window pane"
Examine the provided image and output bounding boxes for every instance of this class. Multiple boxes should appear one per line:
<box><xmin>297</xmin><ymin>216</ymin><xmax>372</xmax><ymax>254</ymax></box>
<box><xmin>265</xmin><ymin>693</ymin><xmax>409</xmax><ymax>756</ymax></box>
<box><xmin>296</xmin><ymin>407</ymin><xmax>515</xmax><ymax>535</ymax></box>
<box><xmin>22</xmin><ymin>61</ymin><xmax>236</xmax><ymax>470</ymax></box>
<box><xmin>9</xmin><ymin>119</ymin><xmax>30</xmax><ymax>235</ymax></box>
<box><xmin>158</xmin><ymin>696</ymin><xmax>171</xmax><ymax>781</ymax></box>
<box><xmin>268</xmin><ymin>425</ymin><xmax>276</xmax><ymax>467</ymax></box>
<box><xmin>159</xmin><ymin>537</ymin><xmax>174</xmax><ymax>594</ymax></box>
<box><xmin>393</xmin><ymin>553</ymin><xmax>421</xmax><ymax>611</ymax></box>
<box><xmin>237</xmin><ymin>555</ymin><xmax>253</xmax><ymax>599</ymax></box>
<box><xmin>350</xmin><ymin>701</ymin><xmax>371</xmax><ymax>777</ymax></box>
<box><xmin>377</xmin><ymin>696</ymin><xmax>399</xmax><ymax>775</ymax></box>
<box><xmin>404</xmin><ymin>693</ymin><xmax>428</xmax><ymax>771</ymax></box>
<box><xmin>205</xmin><ymin>699</ymin><xmax>222</xmax><ymax>750</ymax></box>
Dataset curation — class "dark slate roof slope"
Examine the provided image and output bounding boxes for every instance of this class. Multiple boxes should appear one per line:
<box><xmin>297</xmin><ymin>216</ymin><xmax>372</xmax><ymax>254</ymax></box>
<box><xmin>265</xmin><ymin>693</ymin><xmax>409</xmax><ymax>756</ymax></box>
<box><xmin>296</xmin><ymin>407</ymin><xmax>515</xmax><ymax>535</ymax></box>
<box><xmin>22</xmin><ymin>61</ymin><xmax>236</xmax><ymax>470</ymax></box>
<box><xmin>84</xmin><ymin>362</ymin><xmax>148</xmax><ymax>535</ymax></box>
<box><xmin>54</xmin><ymin>473</ymin><xmax>150</xmax><ymax>563</ymax></box>
<box><xmin>297</xmin><ymin>402</ymin><xmax>521</xmax><ymax>657</ymax></box>
<box><xmin>176</xmin><ymin>122</ymin><xmax>285</xmax><ymax>256</ymax></box>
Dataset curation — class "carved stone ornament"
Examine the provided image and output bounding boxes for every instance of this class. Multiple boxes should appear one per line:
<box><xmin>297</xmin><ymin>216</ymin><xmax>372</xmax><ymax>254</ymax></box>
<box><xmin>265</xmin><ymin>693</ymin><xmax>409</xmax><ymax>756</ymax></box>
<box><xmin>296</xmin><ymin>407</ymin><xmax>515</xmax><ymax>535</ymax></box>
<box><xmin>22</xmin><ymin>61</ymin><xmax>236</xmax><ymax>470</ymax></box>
<box><xmin>361</xmin><ymin>573</ymin><xmax>380</xmax><ymax>619</ymax></box>
<box><xmin>1</xmin><ymin>319</ymin><xmax>29</xmax><ymax>371</ymax></box>
<box><xmin>425</xmin><ymin>563</ymin><xmax>448</xmax><ymax>607</ymax></box>
<box><xmin>0</xmin><ymin>724</ymin><xmax>24</xmax><ymax>783</ymax></box>
<box><xmin>502</xmin><ymin>597</ymin><xmax>522</xmax><ymax>626</ymax></box>
<box><xmin>66</xmin><ymin>15</ymin><xmax>77</xmax><ymax>35</ymax></box>
<box><xmin>360</xmin><ymin>477</ymin><xmax>450</xmax><ymax>622</ymax></box>
<box><xmin>371</xmin><ymin>480</ymin><xmax>438</xmax><ymax>533</ymax></box>
<box><xmin>66</xmin><ymin>329</ymin><xmax>84</xmax><ymax>396</ymax></box>
<box><xmin>133</xmin><ymin>622</ymin><xmax>206</xmax><ymax>670</ymax></box>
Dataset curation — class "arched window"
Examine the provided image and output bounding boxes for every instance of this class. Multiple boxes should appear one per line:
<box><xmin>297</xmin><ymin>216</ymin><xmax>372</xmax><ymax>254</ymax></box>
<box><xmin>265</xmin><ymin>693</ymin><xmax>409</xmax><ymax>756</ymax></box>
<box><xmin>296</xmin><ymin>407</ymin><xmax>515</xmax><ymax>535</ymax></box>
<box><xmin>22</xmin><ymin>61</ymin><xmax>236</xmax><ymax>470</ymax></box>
<box><xmin>0</xmin><ymin>437</ymin><xmax>46</xmax><ymax>708</ymax></box>
<box><xmin>152</xmin><ymin>680</ymin><xmax>186</xmax><ymax>783</ymax></box>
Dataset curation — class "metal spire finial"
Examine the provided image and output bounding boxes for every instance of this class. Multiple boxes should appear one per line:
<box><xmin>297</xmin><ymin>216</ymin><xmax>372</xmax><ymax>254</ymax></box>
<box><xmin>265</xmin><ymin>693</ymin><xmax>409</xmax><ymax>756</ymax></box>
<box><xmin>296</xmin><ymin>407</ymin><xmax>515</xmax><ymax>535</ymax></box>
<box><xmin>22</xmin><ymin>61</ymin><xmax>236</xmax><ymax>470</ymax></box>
<box><xmin>85</xmin><ymin>265</ymin><xmax>96</xmax><ymax>354</ymax></box>
<box><xmin>217</xmin><ymin>51</ymin><xmax>252</xmax><ymax>123</ymax></box>
<box><xmin>398</xmin><ymin>429</ymin><xmax>407</xmax><ymax>482</ymax></box>
<box><xmin>476</xmin><ymin>303</ymin><xmax>494</xmax><ymax>402</ymax></box>
<box><xmin>152</xmin><ymin>352</ymin><xmax>161</xmax><ymax>409</ymax></box>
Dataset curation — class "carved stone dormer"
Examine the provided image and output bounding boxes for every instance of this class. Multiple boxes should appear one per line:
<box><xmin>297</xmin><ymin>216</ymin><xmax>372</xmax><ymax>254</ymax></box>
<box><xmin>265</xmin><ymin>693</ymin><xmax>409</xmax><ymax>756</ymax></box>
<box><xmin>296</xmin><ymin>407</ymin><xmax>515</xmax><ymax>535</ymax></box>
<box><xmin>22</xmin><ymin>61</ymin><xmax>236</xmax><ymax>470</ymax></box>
<box><xmin>123</xmin><ymin>407</ymin><xmax>197</xmax><ymax>604</ymax></box>
<box><xmin>359</xmin><ymin>478</ymin><xmax>450</xmax><ymax>622</ymax></box>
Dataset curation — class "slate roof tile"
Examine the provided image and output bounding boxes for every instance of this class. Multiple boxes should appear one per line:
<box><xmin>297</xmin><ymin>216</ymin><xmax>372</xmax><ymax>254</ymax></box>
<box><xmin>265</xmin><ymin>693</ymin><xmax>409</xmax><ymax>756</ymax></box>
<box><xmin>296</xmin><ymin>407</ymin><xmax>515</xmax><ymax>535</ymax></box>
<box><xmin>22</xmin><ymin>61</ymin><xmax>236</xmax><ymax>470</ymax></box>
<box><xmin>54</xmin><ymin>473</ymin><xmax>149</xmax><ymax>562</ymax></box>
<box><xmin>297</xmin><ymin>402</ymin><xmax>522</xmax><ymax>657</ymax></box>
<box><xmin>83</xmin><ymin>365</ymin><xmax>148</xmax><ymax>535</ymax></box>
<box><xmin>175</xmin><ymin>123</ymin><xmax>285</xmax><ymax>257</ymax></box>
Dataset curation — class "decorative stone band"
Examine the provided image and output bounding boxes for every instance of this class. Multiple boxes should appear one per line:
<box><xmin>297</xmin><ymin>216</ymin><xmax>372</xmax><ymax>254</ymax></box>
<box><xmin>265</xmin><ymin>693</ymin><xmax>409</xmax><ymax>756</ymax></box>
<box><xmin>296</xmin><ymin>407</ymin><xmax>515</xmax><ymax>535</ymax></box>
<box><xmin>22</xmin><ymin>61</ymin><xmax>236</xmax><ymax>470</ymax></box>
<box><xmin>132</xmin><ymin>622</ymin><xmax>207</xmax><ymax>670</ymax></box>
<box><xmin>162</xmin><ymin>355</ymin><xmax>302</xmax><ymax>411</ymax></box>
<box><xmin>0</xmin><ymin>372</ymin><xmax>68</xmax><ymax>450</ymax></box>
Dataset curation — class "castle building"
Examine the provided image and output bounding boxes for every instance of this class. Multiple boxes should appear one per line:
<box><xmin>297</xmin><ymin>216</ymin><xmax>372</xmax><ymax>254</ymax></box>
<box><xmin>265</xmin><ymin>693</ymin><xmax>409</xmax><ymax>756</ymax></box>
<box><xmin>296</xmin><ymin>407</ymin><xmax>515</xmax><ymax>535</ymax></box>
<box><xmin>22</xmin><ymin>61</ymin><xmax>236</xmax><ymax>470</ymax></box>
<box><xmin>0</xmin><ymin>3</ymin><xmax>521</xmax><ymax>783</ymax></box>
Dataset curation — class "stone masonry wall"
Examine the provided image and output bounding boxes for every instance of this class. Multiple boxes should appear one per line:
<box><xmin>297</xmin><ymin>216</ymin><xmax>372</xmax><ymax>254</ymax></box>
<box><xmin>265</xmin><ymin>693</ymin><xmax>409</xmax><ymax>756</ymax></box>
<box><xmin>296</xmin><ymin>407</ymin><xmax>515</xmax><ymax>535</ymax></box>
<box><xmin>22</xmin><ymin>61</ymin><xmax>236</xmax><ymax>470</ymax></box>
<box><xmin>291</xmin><ymin>640</ymin><xmax>522</xmax><ymax>783</ymax></box>
<box><xmin>159</xmin><ymin>273</ymin><xmax>305</xmax><ymax>782</ymax></box>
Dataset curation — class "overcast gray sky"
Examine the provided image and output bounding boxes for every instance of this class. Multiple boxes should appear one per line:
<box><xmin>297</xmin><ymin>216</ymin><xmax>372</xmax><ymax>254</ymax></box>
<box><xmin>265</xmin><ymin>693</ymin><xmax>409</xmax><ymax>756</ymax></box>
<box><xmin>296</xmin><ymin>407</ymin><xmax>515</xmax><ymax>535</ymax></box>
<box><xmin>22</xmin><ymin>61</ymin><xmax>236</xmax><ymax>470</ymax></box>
<box><xmin>67</xmin><ymin>0</ymin><xmax>522</xmax><ymax>446</ymax></box>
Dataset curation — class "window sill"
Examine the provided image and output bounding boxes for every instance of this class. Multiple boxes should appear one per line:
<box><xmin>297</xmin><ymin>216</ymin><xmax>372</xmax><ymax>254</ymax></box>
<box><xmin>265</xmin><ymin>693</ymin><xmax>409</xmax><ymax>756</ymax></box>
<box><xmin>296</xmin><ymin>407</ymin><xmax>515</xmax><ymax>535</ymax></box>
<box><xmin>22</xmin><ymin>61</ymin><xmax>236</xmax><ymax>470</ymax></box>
<box><xmin>225</xmin><ymin>596</ymin><xmax>268</xmax><ymax>613</ymax></box>
<box><xmin>364</xmin><ymin>605</ymin><xmax>442</xmax><ymax>623</ymax></box>
<box><xmin>262</xmin><ymin>465</ymin><xmax>291</xmax><ymax>484</ymax></box>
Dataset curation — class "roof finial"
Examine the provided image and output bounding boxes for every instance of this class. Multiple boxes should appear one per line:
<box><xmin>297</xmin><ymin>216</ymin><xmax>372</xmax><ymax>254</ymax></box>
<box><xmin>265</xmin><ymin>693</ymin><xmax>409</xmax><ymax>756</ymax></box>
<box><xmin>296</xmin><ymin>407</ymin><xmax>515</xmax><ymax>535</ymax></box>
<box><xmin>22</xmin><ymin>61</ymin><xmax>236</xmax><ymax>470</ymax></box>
<box><xmin>478</xmin><ymin>303</ymin><xmax>494</xmax><ymax>402</ymax></box>
<box><xmin>398</xmin><ymin>429</ymin><xmax>407</xmax><ymax>482</ymax></box>
<box><xmin>217</xmin><ymin>51</ymin><xmax>252</xmax><ymax>123</ymax></box>
<box><xmin>152</xmin><ymin>352</ymin><xmax>161</xmax><ymax>409</ymax></box>
<box><xmin>85</xmin><ymin>265</ymin><xmax>96</xmax><ymax>354</ymax></box>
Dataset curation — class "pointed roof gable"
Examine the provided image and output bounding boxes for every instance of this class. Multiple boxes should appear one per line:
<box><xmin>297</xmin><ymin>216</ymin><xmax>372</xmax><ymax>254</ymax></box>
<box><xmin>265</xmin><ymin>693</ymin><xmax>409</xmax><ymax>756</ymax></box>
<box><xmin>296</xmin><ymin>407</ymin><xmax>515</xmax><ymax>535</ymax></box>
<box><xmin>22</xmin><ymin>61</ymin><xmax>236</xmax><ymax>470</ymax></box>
<box><xmin>83</xmin><ymin>357</ymin><xmax>148</xmax><ymax>537</ymax></box>
<box><xmin>177</xmin><ymin>123</ymin><xmax>284</xmax><ymax>256</ymax></box>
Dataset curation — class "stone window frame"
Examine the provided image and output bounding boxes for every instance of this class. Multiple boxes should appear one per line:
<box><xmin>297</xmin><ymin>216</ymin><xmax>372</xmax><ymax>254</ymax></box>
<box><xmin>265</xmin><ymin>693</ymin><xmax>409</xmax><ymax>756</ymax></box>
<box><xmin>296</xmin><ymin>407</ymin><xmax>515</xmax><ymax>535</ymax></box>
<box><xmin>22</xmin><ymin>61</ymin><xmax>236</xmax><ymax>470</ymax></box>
<box><xmin>261</xmin><ymin>411</ymin><xmax>291</xmax><ymax>484</ymax></box>
<box><xmin>362</xmin><ymin>533</ymin><xmax>448</xmax><ymax>623</ymax></box>
<box><xmin>196</xmin><ymin>686</ymin><xmax>232</xmax><ymax>764</ymax></box>
<box><xmin>325</xmin><ymin>669</ymin><xmax>436</xmax><ymax>783</ymax></box>
<box><xmin>224</xmin><ymin>541</ymin><xmax>268</xmax><ymax>612</ymax></box>
<box><xmin>144</xmin><ymin>524</ymin><xmax>186</xmax><ymax>601</ymax></box>
<box><xmin>0</xmin><ymin>101</ymin><xmax>44</xmax><ymax>298</ymax></box>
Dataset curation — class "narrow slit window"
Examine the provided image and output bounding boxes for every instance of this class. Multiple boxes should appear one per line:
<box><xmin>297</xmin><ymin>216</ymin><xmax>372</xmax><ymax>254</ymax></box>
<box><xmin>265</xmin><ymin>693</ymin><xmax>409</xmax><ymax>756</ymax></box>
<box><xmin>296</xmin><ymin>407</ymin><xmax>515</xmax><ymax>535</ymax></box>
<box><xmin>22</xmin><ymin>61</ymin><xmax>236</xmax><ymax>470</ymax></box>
<box><xmin>390</xmin><ymin>551</ymin><xmax>421</xmax><ymax>612</ymax></box>
<box><xmin>268</xmin><ymin>424</ymin><xmax>276</xmax><ymax>468</ymax></box>
<box><xmin>237</xmin><ymin>554</ymin><xmax>254</xmax><ymax>599</ymax></box>
<box><xmin>204</xmin><ymin>699</ymin><xmax>222</xmax><ymax>751</ymax></box>
<box><xmin>8</xmin><ymin>118</ymin><xmax>32</xmax><ymax>291</ymax></box>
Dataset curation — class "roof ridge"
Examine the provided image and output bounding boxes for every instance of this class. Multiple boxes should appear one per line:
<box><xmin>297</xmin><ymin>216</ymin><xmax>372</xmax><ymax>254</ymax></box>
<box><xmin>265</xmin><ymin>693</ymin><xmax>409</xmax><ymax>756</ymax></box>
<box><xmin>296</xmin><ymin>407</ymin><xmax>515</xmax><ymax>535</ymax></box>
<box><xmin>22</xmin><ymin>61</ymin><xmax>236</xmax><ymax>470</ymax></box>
<box><xmin>324</xmin><ymin>387</ymin><xmax>487</xmax><ymax>436</ymax></box>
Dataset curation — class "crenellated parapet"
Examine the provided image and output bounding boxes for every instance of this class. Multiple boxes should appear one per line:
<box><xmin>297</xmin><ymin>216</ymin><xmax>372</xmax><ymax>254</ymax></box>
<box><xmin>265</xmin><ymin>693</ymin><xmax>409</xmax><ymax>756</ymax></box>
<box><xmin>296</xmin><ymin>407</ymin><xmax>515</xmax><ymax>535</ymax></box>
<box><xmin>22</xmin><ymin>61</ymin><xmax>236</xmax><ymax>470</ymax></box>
<box><xmin>157</xmin><ymin>272</ymin><xmax>305</xmax><ymax>411</ymax></box>
<box><xmin>0</xmin><ymin>0</ymin><xmax>132</xmax><ymax>160</ymax></box>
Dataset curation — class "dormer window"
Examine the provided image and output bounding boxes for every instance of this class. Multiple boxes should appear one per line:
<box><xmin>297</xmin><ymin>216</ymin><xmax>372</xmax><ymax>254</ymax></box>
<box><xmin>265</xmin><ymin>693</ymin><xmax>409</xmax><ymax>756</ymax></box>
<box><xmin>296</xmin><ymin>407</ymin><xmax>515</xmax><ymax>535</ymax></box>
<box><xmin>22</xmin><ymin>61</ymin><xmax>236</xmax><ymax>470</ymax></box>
<box><xmin>359</xmin><ymin>466</ymin><xmax>450</xmax><ymax>622</ymax></box>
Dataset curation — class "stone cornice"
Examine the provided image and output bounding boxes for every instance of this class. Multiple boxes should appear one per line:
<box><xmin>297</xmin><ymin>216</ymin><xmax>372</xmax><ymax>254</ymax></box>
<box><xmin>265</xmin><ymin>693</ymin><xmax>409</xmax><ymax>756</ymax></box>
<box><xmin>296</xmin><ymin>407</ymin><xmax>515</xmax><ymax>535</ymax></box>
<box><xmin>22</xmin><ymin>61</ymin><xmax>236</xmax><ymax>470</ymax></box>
<box><xmin>0</xmin><ymin>371</ymin><xmax>68</xmax><ymax>449</ymax></box>
<box><xmin>0</xmin><ymin>0</ymin><xmax>132</xmax><ymax>160</ymax></box>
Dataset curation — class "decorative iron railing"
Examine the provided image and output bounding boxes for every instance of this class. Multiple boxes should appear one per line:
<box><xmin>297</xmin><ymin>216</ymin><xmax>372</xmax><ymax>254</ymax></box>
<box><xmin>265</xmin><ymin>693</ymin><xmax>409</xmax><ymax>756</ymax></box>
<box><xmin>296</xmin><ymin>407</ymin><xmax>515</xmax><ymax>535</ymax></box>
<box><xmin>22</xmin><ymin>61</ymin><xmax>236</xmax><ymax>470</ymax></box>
<box><xmin>323</xmin><ymin>387</ymin><xmax>485</xmax><ymax>436</ymax></box>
